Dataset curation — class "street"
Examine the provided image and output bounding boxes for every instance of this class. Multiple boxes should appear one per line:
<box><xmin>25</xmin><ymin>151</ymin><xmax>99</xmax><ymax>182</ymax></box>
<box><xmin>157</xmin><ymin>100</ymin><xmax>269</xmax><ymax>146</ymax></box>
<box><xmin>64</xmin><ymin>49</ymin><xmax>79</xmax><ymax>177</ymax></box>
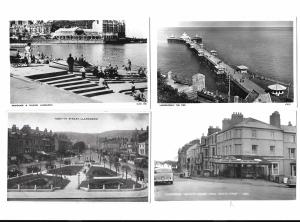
<box><xmin>155</xmin><ymin>176</ymin><xmax>296</xmax><ymax>201</ymax></box>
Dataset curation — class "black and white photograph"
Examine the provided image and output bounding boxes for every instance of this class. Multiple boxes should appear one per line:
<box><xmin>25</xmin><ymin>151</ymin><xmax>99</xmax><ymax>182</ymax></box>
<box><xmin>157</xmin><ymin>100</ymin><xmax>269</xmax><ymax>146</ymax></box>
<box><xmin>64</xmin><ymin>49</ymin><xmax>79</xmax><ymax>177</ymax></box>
<box><xmin>154</xmin><ymin>108</ymin><xmax>296</xmax><ymax>201</ymax></box>
<box><xmin>7</xmin><ymin>112</ymin><xmax>149</xmax><ymax>201</ymax></box>
<box><xmin>157</xmin><ymin>21</ymin><xmax>294</xmax><ymax>103</ymax></box>
<box><xmin>10</xmin><ymin>19</ymin><xmax>148</xmax><ymax>104</ymax></box>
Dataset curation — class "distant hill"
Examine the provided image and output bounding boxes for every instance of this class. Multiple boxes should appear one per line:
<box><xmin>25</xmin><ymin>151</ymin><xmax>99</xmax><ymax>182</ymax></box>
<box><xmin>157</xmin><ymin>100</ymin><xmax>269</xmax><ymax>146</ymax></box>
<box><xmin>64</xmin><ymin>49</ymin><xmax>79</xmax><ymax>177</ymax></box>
<box><xmin>56</xmin><ymin>130</ymin><xmax>136</xmax><ymax>147</ymax></box>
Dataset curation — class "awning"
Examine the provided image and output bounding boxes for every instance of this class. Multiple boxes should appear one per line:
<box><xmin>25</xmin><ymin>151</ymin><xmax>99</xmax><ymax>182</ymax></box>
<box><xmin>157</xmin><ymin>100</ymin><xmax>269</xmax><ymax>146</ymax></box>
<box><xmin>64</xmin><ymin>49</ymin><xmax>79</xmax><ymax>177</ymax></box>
<box><xmin>268</xmin><ymin>84</ymin><xmax>287</xmax><ymax>91</ymax></box>
<box><xmin>212</xmin><ymin>156</ymin><xmax>272</xmax><ymax>165</ymax></box>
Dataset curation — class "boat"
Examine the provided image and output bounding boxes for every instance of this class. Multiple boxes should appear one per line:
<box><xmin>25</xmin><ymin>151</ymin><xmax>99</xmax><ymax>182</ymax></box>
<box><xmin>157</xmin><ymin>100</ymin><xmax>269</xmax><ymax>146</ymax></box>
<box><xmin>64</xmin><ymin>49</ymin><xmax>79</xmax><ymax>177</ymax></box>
<box><xmin>49</xmin><ymin>60</ymin><xmax>94</xmax><ymax>72</ymax></box>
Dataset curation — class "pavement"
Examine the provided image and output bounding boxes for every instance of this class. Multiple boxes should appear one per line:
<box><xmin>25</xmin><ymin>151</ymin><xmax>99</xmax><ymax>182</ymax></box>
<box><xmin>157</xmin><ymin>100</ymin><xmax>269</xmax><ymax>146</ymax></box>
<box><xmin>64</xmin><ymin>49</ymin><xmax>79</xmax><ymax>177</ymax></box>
<box><xmin>155</xmin><ymin>176</ymin><xmax>296</xmax><ymax>201</ymax></box>
<box><xmin>11</xmin><ymin>76</ymin><xmax>95</xmax><ymax>103</ymax></box>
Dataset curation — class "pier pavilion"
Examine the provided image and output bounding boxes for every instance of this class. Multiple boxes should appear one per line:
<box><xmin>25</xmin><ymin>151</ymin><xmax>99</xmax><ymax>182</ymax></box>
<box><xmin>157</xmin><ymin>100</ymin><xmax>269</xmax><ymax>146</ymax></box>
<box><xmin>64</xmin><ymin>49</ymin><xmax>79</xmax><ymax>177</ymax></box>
<box><xmin>52</xmin><ymin>27</ymin><xmax>103</xmax><ymax>40</ymax></box>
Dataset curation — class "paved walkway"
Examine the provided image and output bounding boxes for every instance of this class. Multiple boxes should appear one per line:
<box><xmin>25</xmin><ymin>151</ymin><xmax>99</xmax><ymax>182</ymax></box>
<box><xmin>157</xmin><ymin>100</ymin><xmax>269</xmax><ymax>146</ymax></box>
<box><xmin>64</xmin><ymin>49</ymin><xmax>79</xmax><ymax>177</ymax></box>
<box><xmin>11</xmin><ymin>77</ymin><xmax>96</xmax><ymax>103</ymax></box>
<box><xmin>190</xmin><ymin>176</ymin><xmax>287</xmax><ymax>188</ymax></box>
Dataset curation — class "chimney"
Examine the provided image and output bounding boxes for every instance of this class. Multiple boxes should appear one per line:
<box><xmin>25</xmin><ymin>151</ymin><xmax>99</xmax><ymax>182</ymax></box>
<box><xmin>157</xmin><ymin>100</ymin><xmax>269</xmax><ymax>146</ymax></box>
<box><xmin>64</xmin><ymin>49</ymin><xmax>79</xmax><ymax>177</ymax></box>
<box><xmin>288</xmin><ymin>121</ymin><xmax>292</xmax><ymax>126</ymax></box>
<box><xmin>12</xmin><ymin>124</ymin><xmax>17</xmax><ymax>132</ymax></box>
<box><xmin>36</xmin><ymin>127</ymin><xmax>39</xmax><ymax>131</ymax></box>
<box><xmin>208</xmin><ymin>126</ymin><xmax>221</xmax><ymax>135</ymax></box>
<box><xmin>222</xmin><ymin>118</ymin><xmax>231</xmax><ymax>131</ymax></box>
<box><xmin>270</xmin><ymin>111</ymin><xmax>281</xmax><ymax>128</ymax></box>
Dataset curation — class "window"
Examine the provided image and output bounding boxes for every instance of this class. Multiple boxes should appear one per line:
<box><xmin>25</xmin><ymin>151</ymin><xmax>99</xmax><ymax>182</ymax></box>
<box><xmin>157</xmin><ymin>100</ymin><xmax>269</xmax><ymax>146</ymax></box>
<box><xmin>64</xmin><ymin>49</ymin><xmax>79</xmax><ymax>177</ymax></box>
<box><xmin>271</xmin><ymin>131</ymin><xmax>275</xmax><ymax>139</ymax></box>
<box><xmin>235</xmin><ymin>129</ymin><xmax>241</xmax><ymax>138</ymax></box>
<box><xmin>252</xmin><ymin>145</ymin><xmax>258</xmax><ymax>154</ymax></box>
<box><xmin>270</xmin><ymin>146</ymin><xmax>275</xmax><ymax>154</ymax></box>
<box><xmin>292</xmin><ymin>135</ymin><xmax>296</xmax><ymax>143</ymax></box>
<box><xmin>229</xmin><ymin>145</ymin><xmax>232</xmax><ymax>155</ymax></box>
<box><xmin>252</xmin><ymin>130</ymin><xmax>257</xmax><ymax>138</ymax></box>
<box><xmin>235</xmin><ymin>144</ymin><xmax>242</xmax><ymax>155</ymax></box>
<box><xmin>271</xmin><ymin>163</ymin><xmax>279</xmax><ymax>175</ymax></box>
<box><xmin>289</xmin><ymin>148</ymin><xmax>296</xmax><ymax>159</ymax></box>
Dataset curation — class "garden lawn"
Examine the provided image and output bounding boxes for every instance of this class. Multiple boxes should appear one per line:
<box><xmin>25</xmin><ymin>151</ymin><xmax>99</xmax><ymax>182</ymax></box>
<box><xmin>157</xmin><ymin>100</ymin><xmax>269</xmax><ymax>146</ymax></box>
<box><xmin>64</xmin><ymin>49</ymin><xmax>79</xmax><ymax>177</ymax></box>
<box><xmin>86</xmin><ymin>166</ymin><xmax>116</xmax><ymax>178</ymax></box>
<box><xmin>7</xmin><ymin>174</ymin><xmax>70</xmax><ymax>189</ymax></box>
<box><xmin>47</xmin><ymin>165</ymin><xmax>83</xmax><ymax>176</ymax></box>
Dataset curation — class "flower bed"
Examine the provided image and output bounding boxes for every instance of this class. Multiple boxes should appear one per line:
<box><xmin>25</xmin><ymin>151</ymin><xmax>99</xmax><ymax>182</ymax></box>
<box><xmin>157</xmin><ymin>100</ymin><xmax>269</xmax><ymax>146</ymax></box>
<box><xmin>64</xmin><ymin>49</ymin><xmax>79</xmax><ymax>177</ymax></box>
<box><xmin>86</xmin><ymin>166</ymin><xmax>116</xmax><ymax>178</ymax></box>
<box><xmin>7</xmin><ymin>174</ymin><xmax>70</xmax><ymax>189</ymax></box>
<box><xmin>80</xmin><ymin>178</ymin><xmax>141</xmax><ymax>190</ymax></box>
<box><xmin>47</xmin><ymin>165</ymin><xmax>83</xmax><ymax>176</ymax></box>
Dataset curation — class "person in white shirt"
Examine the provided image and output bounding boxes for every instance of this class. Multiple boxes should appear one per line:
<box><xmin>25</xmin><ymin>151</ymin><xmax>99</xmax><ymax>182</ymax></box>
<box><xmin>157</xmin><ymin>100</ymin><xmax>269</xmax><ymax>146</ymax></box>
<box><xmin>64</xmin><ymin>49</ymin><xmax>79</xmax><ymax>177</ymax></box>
<box><xmin>80</xmin><ymin>67</ymin><xmax>86</xmax><ymax>79</ymax></box>
<box><xmin>24</xmin><ymin>43</ymin><xmax>32</xmax><ymax>66</ymax></box>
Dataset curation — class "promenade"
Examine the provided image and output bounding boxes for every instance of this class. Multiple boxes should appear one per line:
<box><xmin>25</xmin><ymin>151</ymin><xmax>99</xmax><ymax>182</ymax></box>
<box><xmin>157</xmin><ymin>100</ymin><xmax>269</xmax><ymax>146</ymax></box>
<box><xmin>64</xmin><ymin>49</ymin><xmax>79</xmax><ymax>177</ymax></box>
<box><xmin>11</xmin><ymin>64</ymin><xmax>147</xmax><ymax>103</ymax></box>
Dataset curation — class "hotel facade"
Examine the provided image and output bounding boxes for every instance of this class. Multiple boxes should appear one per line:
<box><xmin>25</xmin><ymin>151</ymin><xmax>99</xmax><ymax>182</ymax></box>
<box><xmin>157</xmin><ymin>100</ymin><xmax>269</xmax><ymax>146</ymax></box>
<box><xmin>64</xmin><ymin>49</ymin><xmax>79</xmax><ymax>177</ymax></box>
<box><xmin>178</xmin><ymin>111</ymin><xmax>296</xmax><ymax>180</ymax></box>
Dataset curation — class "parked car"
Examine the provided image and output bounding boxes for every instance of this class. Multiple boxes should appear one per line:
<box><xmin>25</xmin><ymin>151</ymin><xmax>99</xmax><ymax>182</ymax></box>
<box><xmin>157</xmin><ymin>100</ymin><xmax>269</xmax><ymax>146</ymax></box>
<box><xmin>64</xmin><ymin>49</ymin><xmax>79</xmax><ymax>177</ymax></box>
<box><xmin>179</xmin><ymin>170</ymin><xmax>190</xmax><ymax>178</ymax></box>
<box><xmin>287</xmin><ymin>176</ymin><xmax>296</xmax><ymax>188</ymax></box>
<box><xmin>154</xmin><ymin>167</ymin><xmax>173</xmax><ymax>185</ymax></box>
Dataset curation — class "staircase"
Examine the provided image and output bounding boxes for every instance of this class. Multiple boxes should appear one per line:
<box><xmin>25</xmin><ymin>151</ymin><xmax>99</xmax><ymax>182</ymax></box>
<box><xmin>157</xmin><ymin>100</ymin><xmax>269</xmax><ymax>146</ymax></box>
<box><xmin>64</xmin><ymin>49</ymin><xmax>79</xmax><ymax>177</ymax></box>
<box><xmin>26</xmin><ymin>71</ymin><xmax>114</xmax><ymax>98</ymax></box>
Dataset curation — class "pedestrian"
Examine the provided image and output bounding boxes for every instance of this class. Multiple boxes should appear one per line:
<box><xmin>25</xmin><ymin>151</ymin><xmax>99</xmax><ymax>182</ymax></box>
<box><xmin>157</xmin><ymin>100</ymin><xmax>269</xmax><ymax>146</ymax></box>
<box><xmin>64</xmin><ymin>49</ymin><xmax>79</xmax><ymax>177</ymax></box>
<box><xmin>131</xmin><ymin>80</ymin><xmax>135</xmax><ymax>95</ymax></box>
<box><xmin>67</xmin><ymin>54</ymin><xmax>75</xmax><ymax>74</ymax></box>
<box><xmin>80</xmin><ymin>66</ymin><xmax>86</xmax><ymax>79</ymax></box>
<box><xmin>92</xmin><ymin>66</ymin><xmax>99</xmax><ymax>77</ymax></box>
<box><xmin>127</xmin><ymin>59</ymin><xmax>132</xmax><ymax>71</ymax></box>
<box><xmin>103</xmin><ymin>79</ymin><xmax>109</xmax><ymax>89</ymax></box>
<box><xmin>24</xmin><ymin>43</ymin><xmax>32</xmax><ymax>66</ymax></box>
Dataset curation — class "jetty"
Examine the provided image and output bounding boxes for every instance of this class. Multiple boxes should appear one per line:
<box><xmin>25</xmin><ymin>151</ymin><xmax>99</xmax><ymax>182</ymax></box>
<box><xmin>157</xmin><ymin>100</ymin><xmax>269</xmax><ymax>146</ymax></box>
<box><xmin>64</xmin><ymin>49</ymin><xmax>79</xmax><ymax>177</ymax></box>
<box><xmin>169</xmin><ymin>33</ymin><xmax>292</xmax><ymax>102</ymax></box>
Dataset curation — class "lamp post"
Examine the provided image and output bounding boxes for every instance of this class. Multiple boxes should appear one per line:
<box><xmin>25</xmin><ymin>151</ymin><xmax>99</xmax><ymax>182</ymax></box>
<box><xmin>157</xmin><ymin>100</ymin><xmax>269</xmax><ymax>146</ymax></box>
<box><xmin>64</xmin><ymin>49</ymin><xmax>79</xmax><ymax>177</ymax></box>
<box><xmin>77</xmin><ymin>172</ymin><xmax>80</xmax><ymax>189</ymax></box>
<box><xmin>88</xmin><ymin>144</ymin><xmax>91</xmax><ymax>162</ymax></box>
<box><xmin>227</xmin><ymin>70</ymin><xmax>231</xmax><ymax>103</ymax></box>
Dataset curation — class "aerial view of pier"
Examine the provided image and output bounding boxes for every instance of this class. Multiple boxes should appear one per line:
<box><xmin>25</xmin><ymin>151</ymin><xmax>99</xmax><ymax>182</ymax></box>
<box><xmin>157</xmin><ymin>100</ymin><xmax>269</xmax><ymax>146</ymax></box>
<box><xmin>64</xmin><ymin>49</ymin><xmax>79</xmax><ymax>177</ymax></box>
<box><xmin>10</xmin><ymin>20</ymin><xmax>148</xmax><ymax>104</ymax></box>
<box><xmin>157</xmin><ymin>21</ymin><xmax>294</xmax><ymax>103</ymax></box>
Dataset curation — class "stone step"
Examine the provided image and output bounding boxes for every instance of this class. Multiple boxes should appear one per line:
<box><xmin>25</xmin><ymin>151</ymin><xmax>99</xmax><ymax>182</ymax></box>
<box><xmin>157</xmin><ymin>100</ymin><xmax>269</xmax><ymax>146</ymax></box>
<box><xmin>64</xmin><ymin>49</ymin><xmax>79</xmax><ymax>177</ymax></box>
<box><xmin>26</xmin><ymin>70</ymin><xmax>68</xmax><ymax>80</ymax></box>
<box><xmin>47</xmin><ymin>77</ymin><xmax>83</xmax><ymax>85</ymax></box>
<box><xmin>82</xmin><ymin>89</ymin><xmax>114</xmax><ymax>97</ymax></box>
<box><xmin>55</xmin><ymin>80</ymin><xmax>90</xmax><ymax>88</ymax></box>
<box><xmin>119</xmin><ymin>87</ymin><xmax>147</xmax><ymax>93</ymax></box>
<box><xmin>36</xmin><ymin>74</ymin><xmax>76</xmax><ymax>82</ymax></box>
<box><xmin>72</xmin><ymin>86</ymin><xmax>107</xmax><ymax>94</ymax></box>
<box><xmin>63</xmin><ymin>83</ymin><xmax>99</xmax><ymax>91</ymax></box>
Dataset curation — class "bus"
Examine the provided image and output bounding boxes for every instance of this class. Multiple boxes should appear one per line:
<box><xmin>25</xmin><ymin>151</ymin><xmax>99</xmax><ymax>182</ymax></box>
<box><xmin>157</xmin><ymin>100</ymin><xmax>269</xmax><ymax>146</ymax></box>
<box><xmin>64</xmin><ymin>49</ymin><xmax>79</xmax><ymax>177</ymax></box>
<box><xmin>154</xmin><ymin>167</ymin><xmax>174</xmax><ymax>185</ymax></box>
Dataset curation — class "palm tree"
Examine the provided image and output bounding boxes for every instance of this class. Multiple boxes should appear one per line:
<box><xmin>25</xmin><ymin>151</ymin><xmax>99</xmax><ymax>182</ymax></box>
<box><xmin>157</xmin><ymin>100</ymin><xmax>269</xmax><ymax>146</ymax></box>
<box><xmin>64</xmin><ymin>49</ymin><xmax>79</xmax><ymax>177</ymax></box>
<box><xmin>121</xmin><ymin>165</ymin><xmax>131</xmax><ymax>180</ymax></box>
<box><xmin>103</xmin><ymin>157</ymin><xmax>107</xmax><ymax>168</ymax></box>
<box><xmin>114</xmin><ymin>162</ymin><xmax>121</xmax><ymax>176</ymax></box>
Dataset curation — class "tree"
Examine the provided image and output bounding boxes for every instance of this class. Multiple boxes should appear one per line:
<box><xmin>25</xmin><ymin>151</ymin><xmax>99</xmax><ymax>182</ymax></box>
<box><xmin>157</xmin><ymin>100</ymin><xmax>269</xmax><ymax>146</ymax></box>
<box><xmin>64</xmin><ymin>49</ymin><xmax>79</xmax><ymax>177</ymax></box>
<box><xmin>103</xmin><ymin>157</ymin><xmax>107</xmax><ymax>168</ymax></box>
<box><xmin>114</xmin><ymin>162</ymin><xmax>121</xmax><ymax>176</ymax></box>
<box><xmin>121</xmin><ymin>165</ymin><xmax>131</xmax><ymax>180</ymax></box>
<box><xmin>109</xmin><ymin>156</ymin><xmax>113</xmax><ymax>170</ymax></box>
<box><xmin>73</xmin><ymin>141</ymin><xmax>86</xmax><ymax>154</ymax></box>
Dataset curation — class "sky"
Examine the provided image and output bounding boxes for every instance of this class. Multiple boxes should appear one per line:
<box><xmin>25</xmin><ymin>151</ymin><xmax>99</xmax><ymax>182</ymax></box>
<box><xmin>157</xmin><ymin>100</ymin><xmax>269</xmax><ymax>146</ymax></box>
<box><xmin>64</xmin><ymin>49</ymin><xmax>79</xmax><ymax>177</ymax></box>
<box><xmin>8</xmin><ymin>113</ymin><xmax>149</xmax><ymax>134</ymax></box>
<box><xmin>125</xmin><ymin>19</ymin><xmax>148</xmax><ymax>38</ymax></box>
<box><xmin>152</xmin><ymin>107</ymin><xmax>296</xmax><ymax>162</ymax></box>
<box><xmin>158</xmin><ymin>21</ymin><xmax>293</xmax><ymax>28</ymax></box>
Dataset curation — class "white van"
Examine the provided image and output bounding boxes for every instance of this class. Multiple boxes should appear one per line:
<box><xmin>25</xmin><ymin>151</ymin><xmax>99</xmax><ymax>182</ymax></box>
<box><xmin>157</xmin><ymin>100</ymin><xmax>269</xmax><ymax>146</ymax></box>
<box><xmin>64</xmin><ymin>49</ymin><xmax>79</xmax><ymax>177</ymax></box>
<box><xmin>154</xmin><ymin>167</ymin><xmax>174</xmax><ymax>185</ymax></box>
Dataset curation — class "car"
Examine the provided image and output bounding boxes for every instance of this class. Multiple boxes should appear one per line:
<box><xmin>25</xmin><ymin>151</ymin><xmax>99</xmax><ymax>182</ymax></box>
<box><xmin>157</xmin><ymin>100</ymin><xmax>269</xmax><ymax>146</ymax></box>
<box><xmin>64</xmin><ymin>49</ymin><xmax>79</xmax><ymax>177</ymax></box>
<box><xmin>287</xmin><ymin>176</ymin><xmax>296</xmax><ymax>188</ymax></box>
<box><xmin>154</xmin><ymin>167</ymin><xmax>174</xmax><ymax>185</ymax></box>
<box><xmin>179</xmin><ymin>170</ymin><xmax>190</xmax><ymax>178</ymax></box>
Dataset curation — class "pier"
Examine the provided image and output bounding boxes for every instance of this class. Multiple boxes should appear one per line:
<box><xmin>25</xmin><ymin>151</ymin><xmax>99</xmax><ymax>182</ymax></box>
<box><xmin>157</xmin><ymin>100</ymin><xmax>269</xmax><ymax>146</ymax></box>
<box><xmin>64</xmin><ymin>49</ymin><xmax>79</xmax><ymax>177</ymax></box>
<box><xmin>170</xmin><ymin>34</ymin><xmax>292</xmax><ymax>102</ymax></box>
